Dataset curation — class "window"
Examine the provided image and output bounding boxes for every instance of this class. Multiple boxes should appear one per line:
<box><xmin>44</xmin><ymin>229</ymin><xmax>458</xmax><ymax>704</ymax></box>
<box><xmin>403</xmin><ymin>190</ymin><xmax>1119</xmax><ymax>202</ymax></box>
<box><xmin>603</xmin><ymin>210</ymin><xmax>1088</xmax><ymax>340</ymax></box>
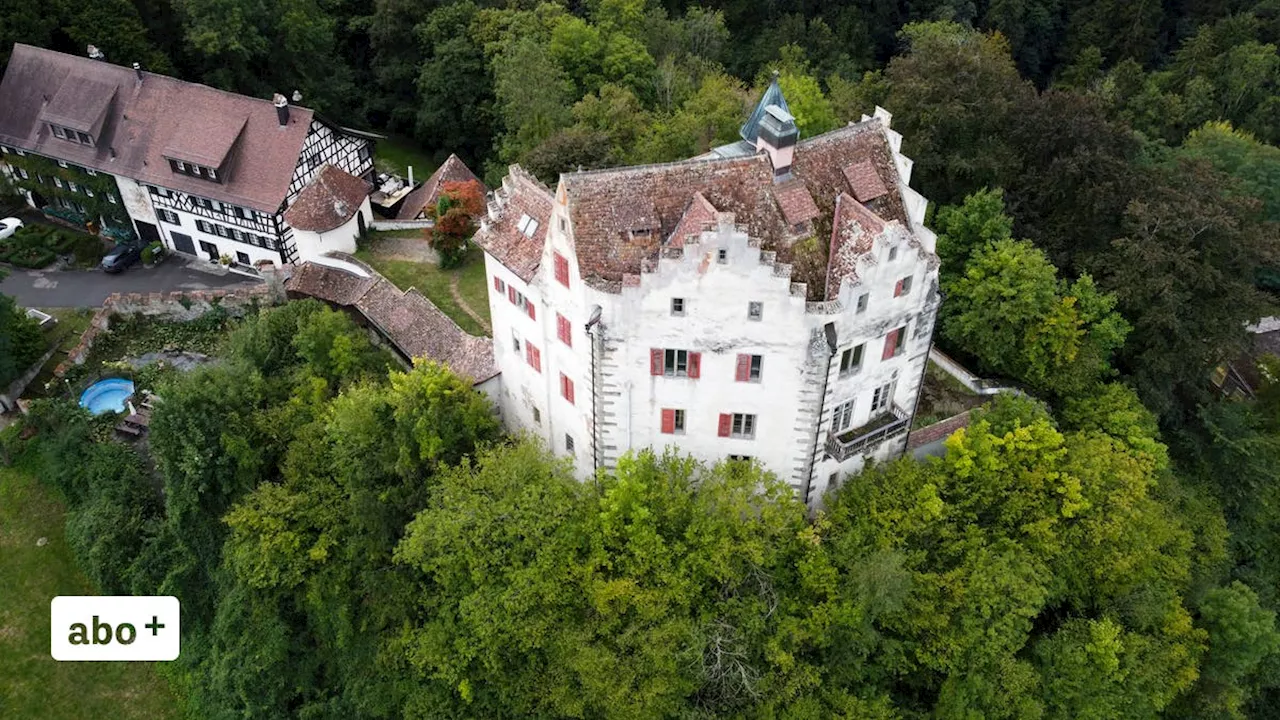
<box><xmin>16</xmin><ymin>167</ymin><xmax>28</xmax><ymax>180</ymax></box>
<box><xmin>671</xmin><ymin>298</ymin><xmax>685</xmax><ymax>316</ymax></box>
<box><xmin>532</xmin><ymin>407</ymin><xmax>541</xmax><ymax>424</ymax></box>
<box><xmin>651</xmin><ymin>348</ymin><xmax>700</xmax><ymax>378</ymax></box>
<box><xmin>717</xmin><ymin>248</ymin><xmax>728</xmax><ymax>264</ymax></box>
<box><xmin>856</xmin><ymin>293</ymin><xmax>869</xmax><ymax>314</ymax></box>
<box><xmin>84</xmin><ymin>187</ymin><xmax>94</xmax><ymax>198</ymax></box>
<box><xmin>358</xmin><ymin>145</ymin><xmax>371</xmax><ymax>162</ymax></box>
<box><xmin>718</xmin><ymin>413</ymin><xmax>757</xmax><ymax>439</ymax></box>
<box><xmin>511</xmin><ymin>331</ymin><xmax>521</xmax><ymax>353</ymax></box>
<box><xmin>888</xmin><ymin>246</ymin><xmax>898</xmax><ymax>261</ymax></box>
<box><xmin>881</xmin><ymin>326</ymin><xmax>905</xmax><ymax>360</ymax></box>
<box><xmin>57</xmin><ymin>160</ymin><xmax>68</xmax><ymax>168</ymax></box>
<box><xmin>517</xmin><ymin>214</ymin><xmax>539</xmax><ymax>237</ymax></box>
<box><xmin>556</xmin><ymin>313</ymin><xmax>572</xmax><ymax>347</ymax></box>
<box><xmin>565</xmin><ymin>434</ymin><xmax>575</xmax><ymax>453</ymax></box>
<box><xmin>235</xmin><ymin>251</ymin><xmax>250</xmax><ymax>265</ymax></box>
<box><xmin>52</xmin><ymin>177</ymin><xmax>63</xmax><ymax>189</ymax></box>
<box><xmin>0</xmin><ymin>146</ymin><xmax>8</xmax><ymax>154</ymax></box>
<box><xmin>525</xmin><ymin>342</ymin><xmax>541</xmax><ymax>372</ymax></box>
<box><xmin>559</xmin><ymin>217</ymin><xmax>567</xmax><ymax>233</ymax></box>
<box><xmin>493</xmin><ymin>276</ymin><xmax>507</xmax><ymax>294</ymax></box>
<box><xmin>554</xmin><ymin>252</ymin><xmax>569</xmax><ymax>287</ymax></box>
<box><xmin>828</xmin><ymin>472</ymin><xmax>839</xmax><ymax>488</ymax></box>
<box><xmin>560</xmin><ymin>373</ymin><xmax>575</xmax><ymax>405</ymax></box>
<box><xmin>735</xmin><ymin>354</ymin><xmax>763</xmax><ymax>382</ymax></box>
<box><xmin>661</xmin><ymin>408</ymin><xmax>685</xmax><ymax>434</ymax></box>
<box><xmin>157</xmin><ymin>209</ymin><xmax>180</xmax><ymax>225</ymax></box>
<box><xmin>871</xmin><ymin>382</ymin><xmax>893</xmax><ymax>413</ymax></box>
<box><xmin>86</xmin><ymin>168</ymin><xmax>96</xmax><ymax>176</ymax></box>
<box><xmin>68</xmin><ymin>182</ymin><xmax>80</xmax><ymax>193</ymax></box>
<box><xmin>76</xmin><ymin>131</ymin><xmax>92</xmax><ymax>145</ymax></box>
<box><xmin>51</xmin><ymin>125</ymin><xmax>65</xmax><ymax>139</ymax></box>
<box><xmin>175</xmin><ymin>160</ymin><xmax>186</xmax><ymax>171</ymax></box>
<box><xmin>839</xmin><ymin>344</ymin><xmax>864</xmax><ymax>376</ymax></box>
<box><xmin>831</xmin><ymin>399</ymin><xmax>855</xmax><ymax>432</ymax></box>
<box><xmin>894</xmin><ymin>275</ymin><xmax>913</xmax><ymax>297</ymax></box>
<box><xmin>106</xmin><ymin>193</ymin><xmax>117</xmax><ymax>205</ymax></box>
<box><xmin>747</xmin><ymin>301</ymin><xmax>763</xmax><ymax>321</ymax></box>
<box><xmin>525</xmin><ymin>299</ymin><xmax>536</xmax><ymax>320</ymax></box>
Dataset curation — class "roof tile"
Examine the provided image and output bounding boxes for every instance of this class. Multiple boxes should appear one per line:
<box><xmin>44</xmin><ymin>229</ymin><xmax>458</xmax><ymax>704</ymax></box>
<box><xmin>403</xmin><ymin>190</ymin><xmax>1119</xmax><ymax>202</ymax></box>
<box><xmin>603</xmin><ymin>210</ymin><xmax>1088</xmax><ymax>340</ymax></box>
<box><xmin>395</xmin><ymin>154</ymin><xmax>485</xmax><ymax>221</ymax></box>
<box><xmin>284</xmin><ymin>164</ymin><xmax>370</xmax><ymax>232</ymax></box>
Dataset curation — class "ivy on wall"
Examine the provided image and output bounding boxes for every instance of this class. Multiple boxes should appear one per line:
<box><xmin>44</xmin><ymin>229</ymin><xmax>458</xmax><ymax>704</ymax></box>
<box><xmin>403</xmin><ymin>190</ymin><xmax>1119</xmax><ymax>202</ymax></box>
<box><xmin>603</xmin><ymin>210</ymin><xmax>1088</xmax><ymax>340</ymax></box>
<box><xmin>1</xmin><ymin>150</ymin><xmax>133</xmax><ymax>238</ymax></box>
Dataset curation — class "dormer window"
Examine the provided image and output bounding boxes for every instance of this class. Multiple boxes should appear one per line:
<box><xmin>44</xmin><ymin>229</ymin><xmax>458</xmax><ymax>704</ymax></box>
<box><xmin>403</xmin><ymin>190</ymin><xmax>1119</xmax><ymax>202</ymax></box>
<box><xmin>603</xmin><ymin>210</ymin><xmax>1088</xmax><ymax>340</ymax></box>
<box><xmin>48</xmin><ymin>124</ymin><xmax>93</xmax><ymax>146</ymax></box>
<box><xmin>629</xmin><ymin>227</ymin><xmax>652</xmax><ymax>240</ymax></box>
<box><xmin>168</xmin><ymin>158</ymin><xmax>222</xmax><ymax>183</ymax></box>
<box><xmin>517</xmin><ymin>214</ymin><xmax>539</xmax><ymax>237</ymax></box>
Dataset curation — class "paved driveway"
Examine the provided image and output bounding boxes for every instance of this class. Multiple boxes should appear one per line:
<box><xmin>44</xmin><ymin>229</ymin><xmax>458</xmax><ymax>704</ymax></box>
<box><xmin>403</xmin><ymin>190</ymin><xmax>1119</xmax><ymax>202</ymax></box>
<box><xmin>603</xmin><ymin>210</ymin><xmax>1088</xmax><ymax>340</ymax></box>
<box><xmin>0</xmin><ymin>259</ymin><xmax>261</xmax><ymax>307</ymax></box>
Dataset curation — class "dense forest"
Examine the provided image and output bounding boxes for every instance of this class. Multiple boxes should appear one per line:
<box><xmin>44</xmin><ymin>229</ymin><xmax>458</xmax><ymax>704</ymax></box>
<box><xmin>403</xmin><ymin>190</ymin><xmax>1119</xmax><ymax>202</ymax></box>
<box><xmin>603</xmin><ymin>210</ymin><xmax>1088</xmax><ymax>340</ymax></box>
<box><xmin>3</xmin><ymin>0</ymin><xmax>1280</xmax><ymax>718</ymax></box>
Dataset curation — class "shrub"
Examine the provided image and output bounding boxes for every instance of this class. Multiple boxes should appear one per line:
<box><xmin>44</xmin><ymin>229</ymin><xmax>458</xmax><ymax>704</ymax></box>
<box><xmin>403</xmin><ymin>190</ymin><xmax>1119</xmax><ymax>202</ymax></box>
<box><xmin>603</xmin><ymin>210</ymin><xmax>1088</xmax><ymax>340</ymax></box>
<box><xmin>8</xmin><ymin>246</ymin><xmax>55</xmax><ymax>268</ymax></box>
<box><xmin>48</xmin><ymin>232</ymin><xmax>79</xmax><ymax>254</ymax></box>
<box><xmin>70</xmin><ymin>234</ymin><xmax>106</xmax><ymax>265</ymax></box>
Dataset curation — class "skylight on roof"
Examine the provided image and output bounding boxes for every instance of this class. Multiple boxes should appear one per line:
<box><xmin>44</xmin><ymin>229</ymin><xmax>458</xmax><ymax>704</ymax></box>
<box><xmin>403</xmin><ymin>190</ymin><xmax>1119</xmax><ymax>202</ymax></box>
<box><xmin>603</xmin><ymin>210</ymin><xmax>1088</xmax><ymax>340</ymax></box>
<box><xmin>517</xmin><ymin>214</ymin><xmax>539</xmax><ymax>237</ymax></box>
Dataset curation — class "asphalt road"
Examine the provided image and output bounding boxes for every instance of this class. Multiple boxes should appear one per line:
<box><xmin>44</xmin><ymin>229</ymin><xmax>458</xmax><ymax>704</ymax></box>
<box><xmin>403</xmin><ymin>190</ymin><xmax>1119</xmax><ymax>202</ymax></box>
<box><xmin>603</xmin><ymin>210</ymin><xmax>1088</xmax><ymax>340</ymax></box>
<box><xmin>0</xmin><ymin>258</ymin><xmax>261</xmax><ymax>307</ymax></box>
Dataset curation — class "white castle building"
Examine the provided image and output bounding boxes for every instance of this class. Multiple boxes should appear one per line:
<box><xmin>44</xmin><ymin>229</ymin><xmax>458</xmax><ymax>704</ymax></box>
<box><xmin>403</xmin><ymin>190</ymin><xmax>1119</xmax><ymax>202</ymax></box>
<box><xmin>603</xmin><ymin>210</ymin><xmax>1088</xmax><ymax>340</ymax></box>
<box><xmin>0</xmin><ymin>44</ymin><xmax>376</xmax><ymax>270</ymax></box>
<box><xmin>476</xmin><ymin>78</ymin><xmax>940</xmax><ymax>504</ymax></box>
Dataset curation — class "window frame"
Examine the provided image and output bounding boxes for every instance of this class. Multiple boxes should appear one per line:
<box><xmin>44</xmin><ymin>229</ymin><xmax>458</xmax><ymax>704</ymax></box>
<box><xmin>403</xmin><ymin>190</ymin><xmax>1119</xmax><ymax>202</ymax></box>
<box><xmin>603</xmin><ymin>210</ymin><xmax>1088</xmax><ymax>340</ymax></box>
<box><xmin>831</xmin><ymin>399</ymin><xmax>855</xmax><ymax>433</ymax></box>
<box><xmin>839</xmin><ymin>344</ymin><xmax>864</xmax><ymax>377</ymax></box>
<box><xmin>856</xmin><ymin>293</ymin><xmax>869</xmax><ymax>314</ymax></box>
<box><xmin>870</xmin><ymin>382</ymin><xmax>894</xmax><ymax>414</ymax></box>
<box><xmin>747</xmin><ymin>301</ymin><xmax>763</xmax><ymax>321</ymax></box>
<box><xmin>730</xmin><ymin>413</ymin><xmax>756</xmax><ymax>439</ymax></box>
<box><xmin>671</xmin><ymin>297</ymin><xmax>685</xmax><ymax>316</ymax></box>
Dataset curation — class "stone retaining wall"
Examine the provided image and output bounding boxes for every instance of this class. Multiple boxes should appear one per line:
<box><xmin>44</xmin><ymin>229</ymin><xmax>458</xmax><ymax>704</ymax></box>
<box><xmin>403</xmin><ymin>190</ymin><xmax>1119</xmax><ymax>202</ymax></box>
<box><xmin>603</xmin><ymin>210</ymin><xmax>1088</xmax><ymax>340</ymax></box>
<box><xmin>53</xmin><ymin>285</ymin><xmax>274</xmax><ymax>378</ymax></box>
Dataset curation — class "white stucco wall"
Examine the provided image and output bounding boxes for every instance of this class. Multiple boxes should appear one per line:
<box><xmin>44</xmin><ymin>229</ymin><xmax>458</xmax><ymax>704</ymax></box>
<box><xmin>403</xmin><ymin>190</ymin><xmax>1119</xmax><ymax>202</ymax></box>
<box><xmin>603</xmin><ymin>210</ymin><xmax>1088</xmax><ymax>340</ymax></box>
<box><xmin>290</xmin><ymin>196</ymin><xmax>370</xmax><ymax>262</ymax></box>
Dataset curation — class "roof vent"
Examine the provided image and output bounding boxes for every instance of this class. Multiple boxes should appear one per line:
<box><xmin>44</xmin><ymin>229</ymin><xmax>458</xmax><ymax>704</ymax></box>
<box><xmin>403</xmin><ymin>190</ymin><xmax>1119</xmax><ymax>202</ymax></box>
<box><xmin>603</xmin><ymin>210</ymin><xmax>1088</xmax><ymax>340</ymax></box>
<box><xmin>132</xmin><ymin>62</ymin><xmax>143</xmax><ymax>85</ymax></box>
<box><xmin>87</xmin><ymin>45</ymin><xmax>105</xmax><ymax>61</ymax></box>
<box><xmin>273</xmin><ymin>93</ymin><xmax>289</xmax><ymax>126</ymax></box>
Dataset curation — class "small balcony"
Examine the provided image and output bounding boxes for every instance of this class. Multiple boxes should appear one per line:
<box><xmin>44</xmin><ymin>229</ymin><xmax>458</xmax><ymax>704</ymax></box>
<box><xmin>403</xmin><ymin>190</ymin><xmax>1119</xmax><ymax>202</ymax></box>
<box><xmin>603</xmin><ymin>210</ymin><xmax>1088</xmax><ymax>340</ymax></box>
<box><xmin>826</xmin><ymin>405</ymin><xmax>910</xmax><ymax>461</ymax></box>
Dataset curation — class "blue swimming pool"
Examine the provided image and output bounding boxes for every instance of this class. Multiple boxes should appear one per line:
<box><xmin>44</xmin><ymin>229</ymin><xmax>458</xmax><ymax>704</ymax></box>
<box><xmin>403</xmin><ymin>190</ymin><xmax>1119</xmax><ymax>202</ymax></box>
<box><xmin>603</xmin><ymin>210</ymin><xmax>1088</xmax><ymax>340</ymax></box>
<box><xmin>79</xmin><ymin>378</ymin><xmax>135</xmax><ymax>415</ymax></box>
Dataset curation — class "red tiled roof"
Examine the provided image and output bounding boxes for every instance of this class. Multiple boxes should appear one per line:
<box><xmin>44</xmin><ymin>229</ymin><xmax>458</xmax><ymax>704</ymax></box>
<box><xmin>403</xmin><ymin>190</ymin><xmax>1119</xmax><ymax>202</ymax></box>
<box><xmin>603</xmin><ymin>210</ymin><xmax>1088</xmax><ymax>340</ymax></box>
<box><xmin>773</xmin><ymin>177</ymin><xmax>821</xmax><ymax>226</ymax></box>
<box><xmin>284</xmin><ymin>164</ymin><xmax>370</xmax><ymax>232</ymax></box>
<box><xmin>666</xmin><ymin>192</ymin><xmax>718</xmax><ymax>248</ymax></box>
<box><xmin>472</xmin><ymin>165</ymin><xmax>552</xmax><ymax>283</ymax></box>
<box><xmin>395</xmin><ymin>154</ymin><xmax>485</xmax><ymax>221</ymax></box>
<box><xmin>843</xmin><ymin>159</ymin><xmax>889</xmax><ymax>202</ymax></box>
<box><xmin>0</xmin><ymin>44</ymin><xmax>314</xmax><ymax>213</ymax></box>
<box><xmin>826</xmin><ymin>192</ymin><xmax>886</xmax><ymax>300</ymax></box>
<box><xmin>285</xmin><ymin>260</ymin><xmax>498</xmax><ymax>383</ymax></box>
<box><xmin>907</xmin><ymin>410</ymin><xmax>973</xmax><ymax>450</ymax></box>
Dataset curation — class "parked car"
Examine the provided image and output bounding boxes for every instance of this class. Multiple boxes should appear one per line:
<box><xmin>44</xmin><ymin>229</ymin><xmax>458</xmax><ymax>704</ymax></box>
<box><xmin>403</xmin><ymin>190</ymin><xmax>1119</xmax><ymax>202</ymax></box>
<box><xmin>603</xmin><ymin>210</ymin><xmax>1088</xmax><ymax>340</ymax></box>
<box><xmin>101</xmin><ymin>243</ymin><xmax>143</xmax><ymax>273</ymax></box>
<box><xmin>0</xmin><ymin>216</ymin><xmax>23</xmax><ymax>240</ymax></box>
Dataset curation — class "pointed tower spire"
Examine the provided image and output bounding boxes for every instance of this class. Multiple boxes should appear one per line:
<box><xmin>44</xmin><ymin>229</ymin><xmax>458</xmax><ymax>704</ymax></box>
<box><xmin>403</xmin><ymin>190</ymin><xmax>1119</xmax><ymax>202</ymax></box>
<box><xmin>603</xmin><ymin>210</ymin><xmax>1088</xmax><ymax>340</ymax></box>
<box><xmin>740</xmin><ymin>70</ymin><xmax>791</xmax><ymax>144</ymax></box>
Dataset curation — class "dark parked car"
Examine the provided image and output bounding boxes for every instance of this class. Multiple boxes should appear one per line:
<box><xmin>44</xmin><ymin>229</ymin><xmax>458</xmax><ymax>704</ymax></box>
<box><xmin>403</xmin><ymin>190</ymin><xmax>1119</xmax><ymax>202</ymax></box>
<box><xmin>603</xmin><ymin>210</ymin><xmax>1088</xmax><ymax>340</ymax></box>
<box><xmin>101</xmin><ymin>244</ymin><xmax>142</xmax><ymax>273</ymax></box>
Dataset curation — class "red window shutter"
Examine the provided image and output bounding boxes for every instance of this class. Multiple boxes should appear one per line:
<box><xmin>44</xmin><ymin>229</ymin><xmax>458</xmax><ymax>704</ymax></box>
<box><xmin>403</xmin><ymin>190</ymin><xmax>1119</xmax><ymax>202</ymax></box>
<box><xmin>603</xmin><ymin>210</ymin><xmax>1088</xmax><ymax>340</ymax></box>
<box><xmin>554</xmin><ymin>253</ymin><xmax>569</xmax><ymax>287</ymax></box>
<box><xmin>566</xmin><ymin>377</ymin><xmax>574</xmax><ymax>405</ymax></box>
<box><xmin>717</xmin><ymin>413</ymin><xmax>732</xmax><ymax>437</ymax></box>
<box><xmin>493</xmin><ymin>276</ymin><xmax>501</xmax><ymax>291</ymax></box>
<box><xmin>735</xmin><ymin>354</ymin><xmax>750</xmax><ymax>382</ymax></box>
<box><xmin>688</xmin><ymin>352</ymin><xmax>701</xmax><ymax>379</ymax></box>
<box><xmin>650</xmin><ymin>348</ymin><xmax>663</xmax><ymax>376</ymax></box>
<box><xmin>557</xmin><ymin>314</ymin><xmax>571</xmax><ymax>346</ymax></box>
<box><xmin>526</xmin><ymin>300</ymin><xmax>535</xmax><ymax>320</ymax></box>
<box><xmin>882</xmin><ymin>329</ymin><xmax>899</xmax><ymax>360</ymax></box>
<box><xmin>528</xmin><ymin>343</ymin><xmax>541</xmax><ymax>372</ymax></box>
<box><xmin>894</xmin><ymin>279</ymin><xmax>904</xmax><ymax>297</ymax></box>
<box><xmin>661</xmin><ymin>409</ymin><xmax>675</xmax><ymax>434</ymax></box>
<box><xmin>508</xmin><ymin>286</ymin><xmax>516</xmax><ymax>304</ymax></box>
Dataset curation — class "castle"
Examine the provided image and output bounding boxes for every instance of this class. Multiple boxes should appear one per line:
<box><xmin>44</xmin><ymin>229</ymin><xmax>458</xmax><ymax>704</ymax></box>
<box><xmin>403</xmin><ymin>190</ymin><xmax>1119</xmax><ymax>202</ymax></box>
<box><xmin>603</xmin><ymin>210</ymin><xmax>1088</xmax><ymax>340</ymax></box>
<box><xmin>475</xmin><ymin>77</ymin><xmax>940</xmax><ymax>504</ymax></box>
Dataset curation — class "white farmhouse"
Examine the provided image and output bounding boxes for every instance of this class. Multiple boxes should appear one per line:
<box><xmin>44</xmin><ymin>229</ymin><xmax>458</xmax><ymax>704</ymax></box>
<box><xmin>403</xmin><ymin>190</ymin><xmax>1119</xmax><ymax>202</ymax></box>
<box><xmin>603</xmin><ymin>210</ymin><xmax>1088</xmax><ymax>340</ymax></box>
<box><xmin>476</xmin><ymin>78</ymin><xmax>940</xmax><ymax>505</ymax></box>
<box><xmin>0</xmin><ymin>44</ymin><xmax>376</xmax><ymax>270</ymax></box>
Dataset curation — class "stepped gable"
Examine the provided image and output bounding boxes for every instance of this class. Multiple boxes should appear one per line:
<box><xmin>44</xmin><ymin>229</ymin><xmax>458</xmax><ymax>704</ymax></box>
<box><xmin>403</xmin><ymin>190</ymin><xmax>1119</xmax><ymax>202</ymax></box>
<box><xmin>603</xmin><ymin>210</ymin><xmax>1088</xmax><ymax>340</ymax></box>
<box><xmin>284</xmin><ymin>164</ymin><xmax>370</xmax><ymax>232</ymax></box>
<box><xmin>0</xmin><ymin>44</ymin><xmax>314</xmax><ymax>213</ymax></box>
<box><xmin>826</xmin><ymin>192</ymin><xmax>888</xmax><ymax>300</ymax></box>
<box><xmin>559</xmin><ymin>118</ymin><xmax>908</xmax><ymax>289</ymax></box>
<box><xmin>666</xmin><ymin>192</ymin><xmax>718</xmax><ymax>248</ymax></box>
<box><xmin>562</xmin><ymin>154</ymin><xmax>784</xmax><ymax>286</ymax></box>
<box><xmin>472</xmin><ymin>165</ymin><xmax>552</xmax><ymax>282</ymax></box>
<box><xmin>395</xmin><ymin>153</ymin><xmax>485</xmax><ymax>221</ymax></box>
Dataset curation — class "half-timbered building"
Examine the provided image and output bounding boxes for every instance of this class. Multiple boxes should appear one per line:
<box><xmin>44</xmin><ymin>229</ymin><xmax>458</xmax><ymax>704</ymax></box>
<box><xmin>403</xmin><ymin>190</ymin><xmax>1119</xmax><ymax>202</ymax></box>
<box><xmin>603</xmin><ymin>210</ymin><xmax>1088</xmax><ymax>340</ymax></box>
<box><xmin>0</xmin><ymin>44</ymin><xmax>376</xmax><ymax>269</ymax></box>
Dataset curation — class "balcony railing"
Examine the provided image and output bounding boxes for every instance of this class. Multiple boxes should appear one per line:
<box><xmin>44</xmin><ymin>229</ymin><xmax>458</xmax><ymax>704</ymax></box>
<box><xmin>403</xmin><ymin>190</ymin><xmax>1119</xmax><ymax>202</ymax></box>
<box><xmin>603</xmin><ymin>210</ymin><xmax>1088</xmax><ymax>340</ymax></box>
<box><xmin>826</xmin><ymin>405</ymin><xmax>910</xmax><ymax>461</ymax></box>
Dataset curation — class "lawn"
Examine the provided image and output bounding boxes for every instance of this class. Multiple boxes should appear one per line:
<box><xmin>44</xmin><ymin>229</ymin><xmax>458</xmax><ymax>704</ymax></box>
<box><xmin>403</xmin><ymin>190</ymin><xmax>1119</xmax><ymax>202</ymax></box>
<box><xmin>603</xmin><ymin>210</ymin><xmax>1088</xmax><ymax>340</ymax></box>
<box><xmin>22</xmin><ymin>308</ymin><xmax>96</xmax><ymax>400</ymax></box>
<box><xmin>374</xmin><ymin>135</ymin><xmax>437</xmax><ymax>180</ymax></box>
<box><xmin>0</xmin><ymin>457</ymin><xmax>181</xmax><ymax>719</ymax></box>
<box><xmin>354</xmin><ymin>245</ymin><xmax>491</xmax><ymax>337</ymax></box>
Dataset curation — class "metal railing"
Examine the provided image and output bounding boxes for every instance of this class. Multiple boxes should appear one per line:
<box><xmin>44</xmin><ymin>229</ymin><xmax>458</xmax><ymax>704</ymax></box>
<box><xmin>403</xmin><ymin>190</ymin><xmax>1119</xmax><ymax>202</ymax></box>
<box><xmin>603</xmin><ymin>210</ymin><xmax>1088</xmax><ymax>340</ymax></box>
<box><xmin>826</xmin><ymin>405</ymin><xmax>910</xmax><ymax>461</ymax></box>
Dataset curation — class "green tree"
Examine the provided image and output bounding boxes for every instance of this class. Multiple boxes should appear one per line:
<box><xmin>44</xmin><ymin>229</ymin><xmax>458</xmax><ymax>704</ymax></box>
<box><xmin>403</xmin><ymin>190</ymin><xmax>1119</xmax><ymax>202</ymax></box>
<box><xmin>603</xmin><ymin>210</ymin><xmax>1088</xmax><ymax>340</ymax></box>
<box><xmin>933</xmin><ymin>187</ymin><xmax>1014</xmax><ymax>284</ymax></box>
<box><xmin>0</xmin><ymin>290</ymin><xmax>42</xmax><ymax>387</ymax></box>
<box><xmin>943</xmin><ymin>238</ymin><xmax>1129</xmax><ymax>396</ymax></box>
<box><xmin>413</xmin><ymin>2</ymin><xmax>494</xmax><ymax>163</ymax></box>
<box><xmin>493</xmin><ymin>36</ymin><xmax>573</xmax><ymax>165</ymax></box>
<box><xmin>775</xmin><ymin>64</ymin><xmax>839</xmax><ymax>138</ymax></box>
<box><xmin>1174</xmin><ymin>581</ymin><xmax>1280</xmax><ymax>718</ymax></box>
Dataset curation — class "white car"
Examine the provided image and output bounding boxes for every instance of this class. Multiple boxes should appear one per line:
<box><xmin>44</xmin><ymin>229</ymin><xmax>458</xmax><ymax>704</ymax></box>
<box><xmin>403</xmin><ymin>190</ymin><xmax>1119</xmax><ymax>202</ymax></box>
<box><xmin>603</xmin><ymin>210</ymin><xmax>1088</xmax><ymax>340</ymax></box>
<box><xmin>0</xmin><ymin>217</ymin><xmax>22</xmax><ymax>241</ymax></box>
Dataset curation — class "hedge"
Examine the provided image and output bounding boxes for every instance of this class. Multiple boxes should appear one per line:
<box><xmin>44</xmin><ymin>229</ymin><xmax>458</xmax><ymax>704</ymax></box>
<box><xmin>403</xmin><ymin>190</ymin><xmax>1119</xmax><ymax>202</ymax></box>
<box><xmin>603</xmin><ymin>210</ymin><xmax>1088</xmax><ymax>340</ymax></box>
<box><xmin>8</xmin><ymin>246</ymin><xmax>56</xmax><ymax>268</ymax></box>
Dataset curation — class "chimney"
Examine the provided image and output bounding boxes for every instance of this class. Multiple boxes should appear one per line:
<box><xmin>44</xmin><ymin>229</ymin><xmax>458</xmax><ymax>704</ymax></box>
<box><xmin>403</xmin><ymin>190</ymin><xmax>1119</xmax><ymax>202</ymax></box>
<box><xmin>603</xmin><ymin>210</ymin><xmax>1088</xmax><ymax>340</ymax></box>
<box><xmin>407</xmin><ymin>165</ymin><xmax>414</xmax><ymax>188</ymax></box>
<box><xmin>132</xmin><ymin>63</ymin><xmax>143</xmax><ymax>85</ymax></box>
<box><xmin>87</xmin><ymin>45</ymin><xmax>105</xmax><ymax>61</ymax></box>
<box><xmin>756</xmin><ymin>104</ymin><xmax>798</xmax><ymax>179</ymax></box>
<box><xmin>273</xmin><ymin>93</ymin><xmax>289</xmax><ymax>126</ymax></box>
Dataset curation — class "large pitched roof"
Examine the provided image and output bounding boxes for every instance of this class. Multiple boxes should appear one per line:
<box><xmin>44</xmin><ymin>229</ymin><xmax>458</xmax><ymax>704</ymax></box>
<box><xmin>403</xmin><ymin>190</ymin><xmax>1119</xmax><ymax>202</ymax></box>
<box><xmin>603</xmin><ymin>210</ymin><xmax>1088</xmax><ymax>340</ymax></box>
<box><xmin>284</xmin><ymin>164</ymin><xmax>370</xmax><ymax>232</ymax></box>
<box><xmin>285</xmin><ymin>259</ymin><xmax>498</xmax><ymax>383</ymax></box>
<box><xmin>0</xmin><ymin>44</ymin><xmax>314</xmax><ymax>213</ymax></box>
<box><xmin>395</xmin><ymin>154</ymin><xmax>485</xmax><ymax>221</ymax></box>
<box><xmin>547</xmin><ymin>119</ymin><xmax>909</xmax><ymax>289</ymax></box>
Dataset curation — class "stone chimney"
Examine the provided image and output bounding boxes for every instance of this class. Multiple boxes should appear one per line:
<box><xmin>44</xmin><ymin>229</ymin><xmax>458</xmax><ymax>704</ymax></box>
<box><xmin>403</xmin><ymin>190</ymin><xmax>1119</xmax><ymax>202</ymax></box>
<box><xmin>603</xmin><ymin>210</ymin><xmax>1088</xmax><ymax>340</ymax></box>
<box><xmin>87</xmin><ymin>45</ymin><xmax>105</xmax><ymax>60</ymax></box>
<box><xmin>756</xmin><ymin>104</ymin><xmax>798</xmax><ymax>179</ymax></box>
<box><xmin>273</xmin><ymin>93</ymin><xmax>289</xmax><ymax>126</ymax></box>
